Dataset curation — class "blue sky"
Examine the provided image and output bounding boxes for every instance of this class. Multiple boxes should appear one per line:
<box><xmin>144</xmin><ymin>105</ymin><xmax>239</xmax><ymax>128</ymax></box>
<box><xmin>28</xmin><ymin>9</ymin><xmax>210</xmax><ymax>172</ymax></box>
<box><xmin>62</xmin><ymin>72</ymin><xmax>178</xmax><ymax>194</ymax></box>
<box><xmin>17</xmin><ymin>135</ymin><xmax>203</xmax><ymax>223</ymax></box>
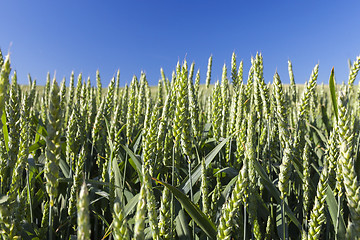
<box><xmin>1</xmin><ymin>1</ymin><xmax>360</xmax><ymax>86</ymax></box>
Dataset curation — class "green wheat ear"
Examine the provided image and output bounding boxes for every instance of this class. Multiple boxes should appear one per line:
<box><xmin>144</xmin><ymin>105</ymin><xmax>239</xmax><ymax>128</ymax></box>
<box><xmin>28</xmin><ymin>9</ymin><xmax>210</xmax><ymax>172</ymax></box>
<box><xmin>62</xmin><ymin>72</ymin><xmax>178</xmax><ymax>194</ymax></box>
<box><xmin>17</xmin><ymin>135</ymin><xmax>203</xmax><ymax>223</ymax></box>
<box><xmin>221</xmin><ymin>63</ymin><xmax>230</xmax><ymax>137</ymax></box>
<box><xmin>133</xmin><ymin>182</ymin><xmax>147</xmax><ymax>240</ymax></box>
<box><xmin>159</xmin><ymin>187</ymin><xmax>172</xmax><ymax>240</ymax></box>
<box><xmin>307</xmin><ymin>164</ymin><xmax>328</xmax><ymax>240</ymax></box>
<box><xmin>96</xmin><ymin>69</ymin><xmax>102</xmax><ymax>107</ymax></box>
<box><xmin>201</xmin><ymin>158</ymin><xmax>210</xmax><ymax>218</ymax></box>
<box><xmin>278</xmin><ymin>141</ymin><xmax>292</xmax><ymax>200</ymax></box>
<box><xmin>211</xmin><ymin>81</ymin><xmax>222</xmax><ymax>141</ymax></box>
<box><xmin>112</xmin><ymin>202</ymin><xmax>130</xmax><ymax>240</ymax></box>
<box><xmin>6</xmin><ymin>72</ymin><xmax>21</xmax><ymax>171</ymax></box>
<box><xmin>77</xmin><ymin>182</ymin><xmax>91</xmax><ymax>240</ymax></box>
<box><xmin>231</xmin><ymin>52</ymin><xmax>238</xmax><ymax>88</ymax></box>
<box><xmin>348</xmin><ymin>55</ymin><xmax>360</xmax><ymax>87</ymax></box>
<box><xmin>302</xmin><ymin>142</ymin><xmax>311</xmax><ymax>220</ymax></box>
<box><xmin>0</xmin><ymin>49</ymin><xmax>4</xmax><ymax>68</ymax></box>
<box><xmin>188</xmin><ymin>66</ymin><xmax>200</xmax><ymax>140</ymax></box>
<box><xmin>206</xmin><ymin>55</ymin><xmax>213</xmax><ymax>88</ymax></box>
<box><xmin>288</xmin><ymin>60</ymin><xmax>297</xmax><ymax>103</ymax></box>
<box><xmin>126</xmin><ymin>76</ymin><xmax>137</xmax><ymax>144</ymax></box>
<box><xmin>144</xmin><ymin>167</ymin><xmax>160</xmax><ymax>240</ymax></box>
<box><xmin>337</xmin><ymin>90</ymin><xmax>360</xmax><ymax>236</ymax></box>
<box><xmin>45</xmin><ymin>78</ymin><xmax>62</xmax><ymax>207</ymax></box>
<box><xmin>173</xmin><ymin>60</ymin><xmax>192</xmax><ymax>157</ymax></box>
<box><xmin>0</xmin><ymin>54</ymin><xmax>10</xmax><ymax>117</ymax></box>
<box><xmin>217</xmin><ymin>164</ymin><xmax>248</xmax><ymax>239</ymax></box>
<box><xmin>298</xmin><ymin>64</ymin><xmax>319</xmax><ymax>120</ymax></box>
<box><xmin>273</xmin><ymin>71</ymin><xmax>288</xmax><ymax>148</ymax></box>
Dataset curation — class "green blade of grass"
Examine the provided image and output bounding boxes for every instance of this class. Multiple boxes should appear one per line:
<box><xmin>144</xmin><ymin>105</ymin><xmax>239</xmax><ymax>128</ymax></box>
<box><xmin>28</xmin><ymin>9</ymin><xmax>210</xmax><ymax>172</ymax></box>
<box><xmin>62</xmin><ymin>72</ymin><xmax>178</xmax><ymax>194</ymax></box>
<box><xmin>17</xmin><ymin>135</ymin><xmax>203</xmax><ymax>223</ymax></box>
<box><xmin>175</xmin><ymin>209</ymin><xmax>191</xmax><ymax>240</ymax></box>
<box><xmin>28</xmin><ymin>139</ymin><xmax>46</xmax><ymax>153</ymax></box>
<box><xmin>329</xmin><ymin>67</ymin><xmax>338</xmax><ymax>121</ymax></box>
<box><xmin>121</xmin><ymin>144</ymin><xmax>143</xmax><ymax>183</ymax></box>
<box><xmin>154</xmin><ymin>178</ymin><xmax>217</xmax><ymax>239</ymax></box>
<box><xmin>124</xmin><ymin>193</ymin><xmax>140</xmax><ymax>216</ymax></box>
<box><xmin>180</xmin><ymin>135</ymin><xmax>231</xmax><ymax>194</ymax></box>
<box><xmin>112</xmin><ymin>154</ymin><xmax>123</xmax><ymax>200</ymax></box>
<box><xmin>276</xmin><ymin>203</ymin><xmax>288</xmax><ymax>240</ymax></box>
<box><xmin>325</xmin><ymin>186</ymin><xmax>345</xmax><ymax>239</ymax></box>
<box><xmin>1</xmin><ymin>110</ymin><xmax>9</xmax><ymax>152</ymax></box>
<box><xmin>59</xmin><ymin>158</ymin><xmax>70</xmax><ymax>178</ymax></box>
<box><xmin>253</xmin><ymin>159</ymin><xmax>302</xmax><ymax>230</ymax></box>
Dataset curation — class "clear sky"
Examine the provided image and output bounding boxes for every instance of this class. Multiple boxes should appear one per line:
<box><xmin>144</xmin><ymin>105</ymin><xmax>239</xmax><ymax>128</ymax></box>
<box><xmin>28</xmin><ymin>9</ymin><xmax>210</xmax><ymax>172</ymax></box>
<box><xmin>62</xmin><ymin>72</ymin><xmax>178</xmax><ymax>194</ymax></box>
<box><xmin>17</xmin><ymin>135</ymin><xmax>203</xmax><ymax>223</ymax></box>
<box><xmin>1</xmin><ymin>1</ymin><xmax>360</xmax><ymax>86</ymax></box>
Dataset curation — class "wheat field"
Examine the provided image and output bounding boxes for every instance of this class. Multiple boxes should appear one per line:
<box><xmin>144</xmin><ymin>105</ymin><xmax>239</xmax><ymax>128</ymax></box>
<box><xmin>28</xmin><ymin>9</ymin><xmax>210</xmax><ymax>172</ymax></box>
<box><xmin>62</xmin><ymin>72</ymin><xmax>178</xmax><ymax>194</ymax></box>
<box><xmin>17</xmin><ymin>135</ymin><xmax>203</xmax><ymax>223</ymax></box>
<box><xmin>1</xmin><ymin>49</ymin><xmax>360</xmax><ymax>239</ymax></box>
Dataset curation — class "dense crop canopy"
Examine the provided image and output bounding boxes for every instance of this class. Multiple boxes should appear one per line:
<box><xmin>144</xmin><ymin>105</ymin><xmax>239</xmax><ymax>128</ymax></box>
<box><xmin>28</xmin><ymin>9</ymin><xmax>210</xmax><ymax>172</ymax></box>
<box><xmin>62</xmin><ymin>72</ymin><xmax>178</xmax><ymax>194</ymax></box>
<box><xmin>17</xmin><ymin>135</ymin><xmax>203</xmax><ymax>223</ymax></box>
<box><xmin>0</xmin><ymin>50</ymin><xmax>360</xmax><ymax>239</ymax></box>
